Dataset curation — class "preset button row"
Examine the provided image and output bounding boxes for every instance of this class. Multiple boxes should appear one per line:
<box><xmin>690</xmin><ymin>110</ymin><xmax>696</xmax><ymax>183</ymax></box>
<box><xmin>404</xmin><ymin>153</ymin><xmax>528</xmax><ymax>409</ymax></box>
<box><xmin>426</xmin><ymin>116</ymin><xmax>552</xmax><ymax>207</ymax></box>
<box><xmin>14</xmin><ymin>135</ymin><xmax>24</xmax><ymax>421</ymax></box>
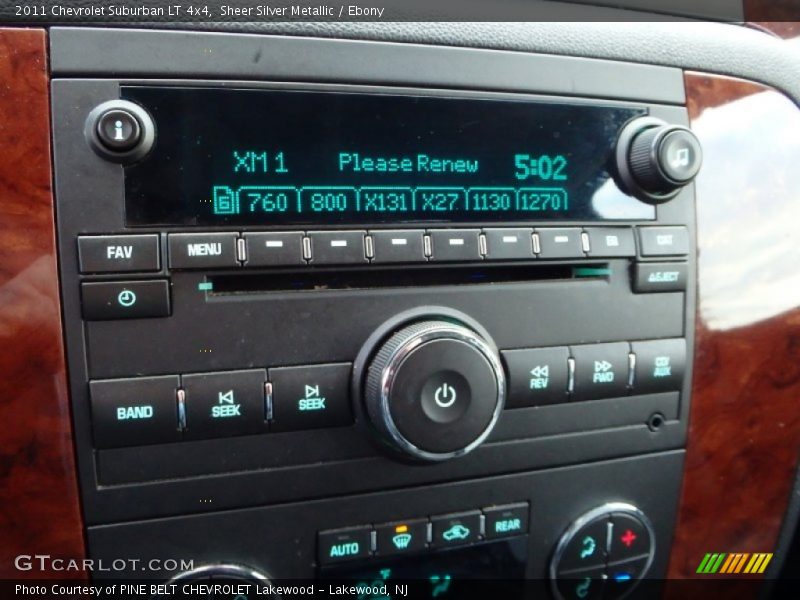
<box><xmin>90</xmin><ymin>363</ymin><xmax>353</xmax><ymax>449</ymax></box>
<box><xmin>318</xmin><ymin>502</ymin><xmax>528</xmax><ymax>565</ymax></box>
<box><xmin>76</xmin><ymin>226</ymin><xmax>688</xmax><ymax>273</ymax></box>
<box><xmin>502</xmin><ymin>338</ymin><xmax>686</xmax><ymax>408</ymax></box>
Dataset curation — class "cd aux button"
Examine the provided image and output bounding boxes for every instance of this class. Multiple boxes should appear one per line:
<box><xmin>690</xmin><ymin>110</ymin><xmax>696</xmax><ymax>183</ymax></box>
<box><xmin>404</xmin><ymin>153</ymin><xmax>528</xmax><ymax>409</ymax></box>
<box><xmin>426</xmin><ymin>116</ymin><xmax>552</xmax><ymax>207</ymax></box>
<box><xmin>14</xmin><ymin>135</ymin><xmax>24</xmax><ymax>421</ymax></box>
<box><xmin>168</xmin><ymin>232</ymin><xmax>240</xmax><ymax>269</ymax></box>
<box><xmin>631</xmin><ymin>338</ymin><xmax>686</xmax><ymax>394</ymax></box>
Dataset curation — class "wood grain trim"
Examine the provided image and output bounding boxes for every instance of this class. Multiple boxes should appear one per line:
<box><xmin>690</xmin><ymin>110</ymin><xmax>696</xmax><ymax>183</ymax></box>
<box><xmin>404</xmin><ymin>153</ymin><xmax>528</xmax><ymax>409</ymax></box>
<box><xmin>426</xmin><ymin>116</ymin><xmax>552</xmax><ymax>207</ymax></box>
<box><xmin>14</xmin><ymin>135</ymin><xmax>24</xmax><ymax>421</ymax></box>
<box><xmin>0</xmin><ymin>28</ymin><xmax>86</xmax><ymax>579</ymax></box>
<box><xmin>667</xmin><ymin>72</ymin><xmax>800</xmax><ymax>583</ymax></box>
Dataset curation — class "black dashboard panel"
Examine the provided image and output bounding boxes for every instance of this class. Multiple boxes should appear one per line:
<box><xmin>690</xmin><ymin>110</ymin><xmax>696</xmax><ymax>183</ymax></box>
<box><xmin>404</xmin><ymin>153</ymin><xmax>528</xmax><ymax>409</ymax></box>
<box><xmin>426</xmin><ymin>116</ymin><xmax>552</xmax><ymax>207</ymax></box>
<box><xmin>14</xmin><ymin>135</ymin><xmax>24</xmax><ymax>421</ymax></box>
<box><xmin>50</xmin><ymin>28</ymin><xmax>696</xmax><ymax>595</ymax></box>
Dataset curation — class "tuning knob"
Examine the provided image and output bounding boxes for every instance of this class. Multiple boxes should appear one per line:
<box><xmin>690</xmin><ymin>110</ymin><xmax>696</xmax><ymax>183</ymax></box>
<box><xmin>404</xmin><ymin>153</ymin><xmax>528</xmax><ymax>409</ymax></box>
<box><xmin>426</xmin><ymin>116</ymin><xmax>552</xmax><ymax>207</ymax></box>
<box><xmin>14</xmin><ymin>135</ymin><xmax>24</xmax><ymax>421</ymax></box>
<box><xmin>363</xmin><ymin>320</ymin><xmax>505</xmax><ymax>462</ymax></box>
<box><xmin>615</xmin><ymin>118</ymin><xmax>702</xmax><ymax>203</ymax></box>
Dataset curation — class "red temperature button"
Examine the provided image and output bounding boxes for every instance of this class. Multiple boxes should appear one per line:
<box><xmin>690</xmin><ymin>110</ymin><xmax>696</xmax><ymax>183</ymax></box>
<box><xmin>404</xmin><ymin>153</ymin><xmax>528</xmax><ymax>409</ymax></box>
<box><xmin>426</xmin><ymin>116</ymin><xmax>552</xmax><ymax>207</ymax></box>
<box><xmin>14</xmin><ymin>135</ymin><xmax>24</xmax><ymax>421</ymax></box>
<box><xmin>608</xmin><ymin>513</ymin><xmax>652</xmax><ymax>563</ymax></box>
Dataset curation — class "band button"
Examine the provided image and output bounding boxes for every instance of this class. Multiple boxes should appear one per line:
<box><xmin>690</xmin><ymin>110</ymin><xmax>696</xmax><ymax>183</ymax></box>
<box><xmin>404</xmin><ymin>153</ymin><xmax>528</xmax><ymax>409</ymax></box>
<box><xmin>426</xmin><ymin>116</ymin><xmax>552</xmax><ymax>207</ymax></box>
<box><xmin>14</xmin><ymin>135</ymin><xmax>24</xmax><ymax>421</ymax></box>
<box><xmin>90</xmin><ymin>375</ymin><xmax>180</xmax><ymax>448</ymax></box>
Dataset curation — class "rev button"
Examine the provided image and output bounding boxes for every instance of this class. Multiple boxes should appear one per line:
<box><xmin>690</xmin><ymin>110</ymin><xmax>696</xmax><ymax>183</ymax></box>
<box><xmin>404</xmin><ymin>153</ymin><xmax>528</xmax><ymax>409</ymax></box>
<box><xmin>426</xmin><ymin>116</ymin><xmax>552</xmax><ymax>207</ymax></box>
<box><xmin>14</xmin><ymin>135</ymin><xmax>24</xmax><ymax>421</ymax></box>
<box><xmin>78</xmin><ymin>234</ymin><xmax>160</xmax><ymax>273</ymax></box>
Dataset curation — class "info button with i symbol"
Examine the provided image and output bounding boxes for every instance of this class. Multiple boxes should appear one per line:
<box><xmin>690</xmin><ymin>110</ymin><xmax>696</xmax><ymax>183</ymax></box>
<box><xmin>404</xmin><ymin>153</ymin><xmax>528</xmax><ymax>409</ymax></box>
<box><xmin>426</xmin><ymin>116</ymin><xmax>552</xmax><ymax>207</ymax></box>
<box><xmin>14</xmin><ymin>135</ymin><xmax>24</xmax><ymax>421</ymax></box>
<box><xmin>96</xmin><ymin>108</ymin><xmax>141</xmax><ymax>151</ymax></box>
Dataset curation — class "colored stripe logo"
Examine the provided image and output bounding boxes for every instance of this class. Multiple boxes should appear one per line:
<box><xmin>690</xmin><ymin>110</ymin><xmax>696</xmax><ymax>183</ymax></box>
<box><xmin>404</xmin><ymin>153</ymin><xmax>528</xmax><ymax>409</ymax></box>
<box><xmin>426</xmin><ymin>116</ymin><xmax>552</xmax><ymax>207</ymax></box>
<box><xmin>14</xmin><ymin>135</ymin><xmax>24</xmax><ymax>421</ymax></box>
<box><xmin>696</xmin><ymin>553</ymin><xmax>772</xmax><ymax>574</ymax></box>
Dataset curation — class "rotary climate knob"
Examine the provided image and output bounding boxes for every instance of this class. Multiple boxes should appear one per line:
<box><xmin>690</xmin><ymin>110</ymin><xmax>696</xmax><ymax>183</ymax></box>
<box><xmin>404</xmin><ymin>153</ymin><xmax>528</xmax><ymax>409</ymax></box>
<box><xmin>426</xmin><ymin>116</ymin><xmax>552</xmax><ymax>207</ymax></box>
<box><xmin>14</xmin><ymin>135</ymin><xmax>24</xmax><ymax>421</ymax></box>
<box><xmin>616</xmin><ymin>117</ymin><xmax>702</xmax><ymax>203</ymax></box>
<box><xmin>364</xmin><ymin>320</ymin><xmax>505</xmax><ymax>461</ymax></box>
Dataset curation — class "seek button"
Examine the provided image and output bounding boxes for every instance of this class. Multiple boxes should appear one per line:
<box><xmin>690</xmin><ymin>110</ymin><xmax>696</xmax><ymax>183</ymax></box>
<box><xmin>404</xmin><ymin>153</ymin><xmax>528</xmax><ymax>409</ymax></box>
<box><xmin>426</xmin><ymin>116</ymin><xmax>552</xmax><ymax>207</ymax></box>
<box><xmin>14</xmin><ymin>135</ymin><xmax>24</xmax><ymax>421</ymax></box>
<box><xmin>270</xmin><ymin>363</ymin><xmax>353</xmax><ymax>432</ymax></box>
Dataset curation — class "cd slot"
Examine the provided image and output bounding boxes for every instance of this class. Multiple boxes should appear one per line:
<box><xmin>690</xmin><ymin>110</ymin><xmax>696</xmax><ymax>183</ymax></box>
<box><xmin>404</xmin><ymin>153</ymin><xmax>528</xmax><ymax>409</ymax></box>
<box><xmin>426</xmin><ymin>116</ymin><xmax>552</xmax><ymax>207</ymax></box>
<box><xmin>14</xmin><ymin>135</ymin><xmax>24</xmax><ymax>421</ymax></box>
<box><xmin>210</xmin><ymin>263</ymin><xmax>610</xmax><ymax>294</ymax></box>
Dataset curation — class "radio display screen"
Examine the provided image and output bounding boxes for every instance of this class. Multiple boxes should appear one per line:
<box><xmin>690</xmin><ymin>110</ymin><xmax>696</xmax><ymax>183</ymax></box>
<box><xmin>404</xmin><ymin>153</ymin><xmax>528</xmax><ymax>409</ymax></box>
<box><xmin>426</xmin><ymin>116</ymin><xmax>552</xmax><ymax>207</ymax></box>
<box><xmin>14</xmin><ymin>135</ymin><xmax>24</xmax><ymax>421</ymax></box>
<box><xmin>122</xmin><ymin>87</ymin><xmax>654</xmax><ymax>226</ymax></box>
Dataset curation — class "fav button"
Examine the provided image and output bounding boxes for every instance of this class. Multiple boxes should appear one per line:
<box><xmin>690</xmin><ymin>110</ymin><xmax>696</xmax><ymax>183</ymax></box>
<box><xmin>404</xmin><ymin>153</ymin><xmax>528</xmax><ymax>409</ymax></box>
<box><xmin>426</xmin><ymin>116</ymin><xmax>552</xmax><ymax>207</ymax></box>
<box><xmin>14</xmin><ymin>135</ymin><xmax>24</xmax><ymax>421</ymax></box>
<box><xmin>168</xmin><ymin>232</ymin><xmax>240</xmax><ymax>269</ymax></box>
<box><xmin>181</xmin><ymin>369</ymin><xmax>267</xmax><ymax>440</ymax></box>
<box><xmin>81</xmin><ymin>280</ymin><xmax>170</xmax><ymax>320</ymax></box>
<box><xmin>483</xmin><ymin>503</ymin><xmax>529</xmax><ymax>539</ymax></box>
<box><xmin>90</xmin><ymin>375</ymin><xmax>180</xmax><ymax>448</ymax></box>
<box><xmin>318</xmin><ymin>526</ymin><xmax>372</xmax><ymax>565</ymax></box>
<box><xmin>502</xmin><ymin>347</ymin><xmax>570</xmax><ymax>408</ymax></box>
<box><xmin>570</xmin><ymin>342</ymin><xmax>631</xmax><ymax>401</ymax></box>
<box><xmin>431</xmin><ymin>511</ymin><xmax>482</xmax><ymax>548</ymax></box>
<box><xmin>375</xmin><ymin>519</ymin><xmax>429</xmax><ymax>556</ymax></box>
<box><xmin>78</xmin><ymin>234</ymin><xmax>160</xmax><ymax>273</ymax></box>
<box><xmin>269</xmin><ymin>363</ymin><xmax>353</xmax><ymax>432</ymax></box>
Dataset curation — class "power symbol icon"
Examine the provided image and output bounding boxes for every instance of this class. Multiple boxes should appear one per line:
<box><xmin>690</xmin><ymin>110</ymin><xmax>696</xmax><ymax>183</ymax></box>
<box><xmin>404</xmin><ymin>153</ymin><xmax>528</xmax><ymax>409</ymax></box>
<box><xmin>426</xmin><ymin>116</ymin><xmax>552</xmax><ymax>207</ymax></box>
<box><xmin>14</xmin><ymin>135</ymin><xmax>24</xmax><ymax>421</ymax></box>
<box><xmin>434</xmin><ymin>383</ymin><xmax>457</xmax><ymax>408</ymax></box>
<box><xmin>117</xmin><ymin>290</ymin><xmax>137</xmax><ymax>308</ymax></box>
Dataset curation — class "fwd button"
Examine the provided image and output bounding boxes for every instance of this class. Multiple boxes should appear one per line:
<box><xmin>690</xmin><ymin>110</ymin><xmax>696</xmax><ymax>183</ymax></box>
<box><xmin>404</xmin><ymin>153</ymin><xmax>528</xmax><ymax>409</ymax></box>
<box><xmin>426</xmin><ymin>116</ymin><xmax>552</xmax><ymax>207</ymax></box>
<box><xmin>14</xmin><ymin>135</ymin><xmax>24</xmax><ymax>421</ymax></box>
<box><xmin>270</xmin><ymin>363</ymin><xmax>353</xmax><ymax>432</ymax></box>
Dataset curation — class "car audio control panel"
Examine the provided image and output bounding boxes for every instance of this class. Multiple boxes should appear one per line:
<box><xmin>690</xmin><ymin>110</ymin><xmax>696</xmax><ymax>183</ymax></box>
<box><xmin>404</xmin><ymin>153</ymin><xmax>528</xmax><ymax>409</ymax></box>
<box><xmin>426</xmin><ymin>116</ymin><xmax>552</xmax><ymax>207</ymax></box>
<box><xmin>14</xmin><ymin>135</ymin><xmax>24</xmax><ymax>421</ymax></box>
<box><xmin>51</xmin><ymin>29</ymin><xmax>696</xmax><ymax>597</ymax></box>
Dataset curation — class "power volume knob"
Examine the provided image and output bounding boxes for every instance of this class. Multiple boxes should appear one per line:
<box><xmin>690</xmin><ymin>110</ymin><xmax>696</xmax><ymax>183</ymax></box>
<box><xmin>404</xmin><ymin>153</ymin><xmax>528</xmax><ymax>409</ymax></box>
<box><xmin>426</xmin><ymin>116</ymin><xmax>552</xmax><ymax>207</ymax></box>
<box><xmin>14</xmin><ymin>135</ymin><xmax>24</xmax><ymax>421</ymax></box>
<box><xmin>616</xmin><ymin>118</ymin><xmax>703</xmax><ymax>203</ymax></box>
<box><xmin>363</xmin><ymin>320</ymin><xmax>505</xmax><ymax>462</ymax></box>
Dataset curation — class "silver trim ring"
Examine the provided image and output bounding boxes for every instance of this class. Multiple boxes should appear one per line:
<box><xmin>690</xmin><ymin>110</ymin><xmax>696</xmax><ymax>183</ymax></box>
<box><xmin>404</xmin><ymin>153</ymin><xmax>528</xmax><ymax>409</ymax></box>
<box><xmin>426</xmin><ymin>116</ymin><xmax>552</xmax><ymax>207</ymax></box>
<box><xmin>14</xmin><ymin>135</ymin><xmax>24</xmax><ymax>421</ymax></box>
<box><xmin>550</xmin><ymin>502</ymin><xmax>656</xmax><ymax>600</ymax></box>
<box><xmin>375</xmin><ymin>322</ymin><xmax>506</xmax><ymax>462</ymax></box>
